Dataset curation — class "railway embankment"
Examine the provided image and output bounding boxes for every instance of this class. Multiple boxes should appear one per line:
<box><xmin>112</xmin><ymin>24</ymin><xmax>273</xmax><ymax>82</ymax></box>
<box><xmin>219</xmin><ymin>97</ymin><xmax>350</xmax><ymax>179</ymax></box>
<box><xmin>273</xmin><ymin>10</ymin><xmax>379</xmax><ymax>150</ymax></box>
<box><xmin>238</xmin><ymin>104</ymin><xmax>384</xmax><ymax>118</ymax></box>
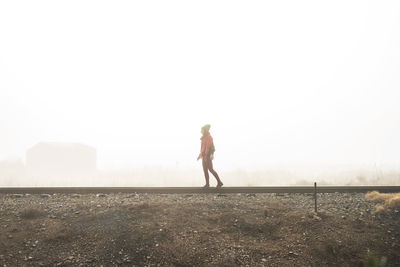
<box><xmin>0</xmin><ymin>192</ymin><xmax>399</xmax><ymax>266</ymax></box>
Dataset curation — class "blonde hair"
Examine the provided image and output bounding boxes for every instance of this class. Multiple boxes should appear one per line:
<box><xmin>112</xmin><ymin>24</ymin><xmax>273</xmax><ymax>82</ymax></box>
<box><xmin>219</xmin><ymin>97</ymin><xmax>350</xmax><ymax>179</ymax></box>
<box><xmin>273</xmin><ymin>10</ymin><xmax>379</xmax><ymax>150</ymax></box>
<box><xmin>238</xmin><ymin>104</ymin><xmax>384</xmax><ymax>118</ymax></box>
<box><xmin>201</xmin><ymin>124</ymin><xmax>211</xmax><ymax>132</ymax></box>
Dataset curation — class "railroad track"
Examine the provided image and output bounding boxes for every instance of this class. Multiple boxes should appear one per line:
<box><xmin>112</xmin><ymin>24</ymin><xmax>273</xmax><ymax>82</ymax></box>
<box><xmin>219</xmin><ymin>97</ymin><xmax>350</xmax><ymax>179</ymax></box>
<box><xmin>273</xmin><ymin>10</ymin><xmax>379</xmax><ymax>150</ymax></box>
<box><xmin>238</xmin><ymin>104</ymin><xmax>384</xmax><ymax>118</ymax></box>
<box><xmin>0</xmin><ymin>186</ymin><xmax>399</xmax><ymax>194</ymax></box>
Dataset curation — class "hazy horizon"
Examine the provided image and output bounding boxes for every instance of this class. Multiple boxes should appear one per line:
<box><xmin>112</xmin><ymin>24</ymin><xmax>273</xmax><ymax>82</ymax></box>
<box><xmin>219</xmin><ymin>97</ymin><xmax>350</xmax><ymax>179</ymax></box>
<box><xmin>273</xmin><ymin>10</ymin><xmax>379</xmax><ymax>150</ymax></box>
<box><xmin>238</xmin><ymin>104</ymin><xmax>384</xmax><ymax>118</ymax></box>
<box><xmin>1</xmin><ymin>1</ymin><xmax>400</xmax><ymax>185</ymax></box>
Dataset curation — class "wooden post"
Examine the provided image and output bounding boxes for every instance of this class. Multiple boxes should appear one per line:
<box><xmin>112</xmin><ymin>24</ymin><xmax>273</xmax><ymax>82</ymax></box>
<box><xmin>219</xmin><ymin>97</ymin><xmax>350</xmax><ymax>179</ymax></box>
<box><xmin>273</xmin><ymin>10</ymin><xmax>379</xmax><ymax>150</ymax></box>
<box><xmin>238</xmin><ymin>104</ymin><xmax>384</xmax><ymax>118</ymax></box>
<box><xmin>314</xmin><ymin>182</ymin><xmax>317</xmax><ymax>213</ymax></box>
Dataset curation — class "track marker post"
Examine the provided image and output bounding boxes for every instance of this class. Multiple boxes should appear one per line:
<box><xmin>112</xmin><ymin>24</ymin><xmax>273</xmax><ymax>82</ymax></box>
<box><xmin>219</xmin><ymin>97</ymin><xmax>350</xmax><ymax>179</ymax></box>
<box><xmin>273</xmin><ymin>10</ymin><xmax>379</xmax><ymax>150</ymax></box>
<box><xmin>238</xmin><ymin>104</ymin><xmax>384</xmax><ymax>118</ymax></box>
<box><xmin>314</xmin><ymin>182</ymin><xmax>317</xmax><ymax>213</ymax></box>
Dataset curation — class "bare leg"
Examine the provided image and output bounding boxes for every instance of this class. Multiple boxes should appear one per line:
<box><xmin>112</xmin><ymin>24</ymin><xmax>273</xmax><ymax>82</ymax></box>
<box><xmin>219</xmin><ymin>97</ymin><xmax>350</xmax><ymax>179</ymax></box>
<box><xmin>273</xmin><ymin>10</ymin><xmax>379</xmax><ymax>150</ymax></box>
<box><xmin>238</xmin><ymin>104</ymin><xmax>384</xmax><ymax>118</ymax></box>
<box><xmin>207</xmin><ymin>157</ymin><xmax>223</xmax><ymax>185</ymax></box>
<box><xmin>202</xmin><ymin>158</ymin><xmax>210</xmax><ymax>186</ymax></box>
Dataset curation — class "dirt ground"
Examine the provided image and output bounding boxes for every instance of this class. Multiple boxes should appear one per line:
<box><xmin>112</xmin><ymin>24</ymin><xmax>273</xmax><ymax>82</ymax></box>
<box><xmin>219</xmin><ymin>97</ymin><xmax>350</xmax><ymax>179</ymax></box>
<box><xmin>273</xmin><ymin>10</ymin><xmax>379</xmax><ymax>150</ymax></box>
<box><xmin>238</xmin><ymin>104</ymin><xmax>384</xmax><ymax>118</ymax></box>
<box><xmin>0</xmin><ymin>192</ymin><xmax>399</xmax><ymax>266</ymax></box>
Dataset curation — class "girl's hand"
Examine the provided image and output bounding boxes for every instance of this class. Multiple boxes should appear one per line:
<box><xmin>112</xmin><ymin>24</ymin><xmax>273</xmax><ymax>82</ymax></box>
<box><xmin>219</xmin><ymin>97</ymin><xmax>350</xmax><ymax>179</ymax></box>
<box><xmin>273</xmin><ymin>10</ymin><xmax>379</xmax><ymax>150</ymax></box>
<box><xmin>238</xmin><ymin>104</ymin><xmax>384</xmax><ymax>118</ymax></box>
<box><xmin>210</xmin><ymin>154</ymin><xmax>214</xmax><ymax>160</ymax></box>
<box><xmin>197</xmin><ymin>155</ymin><xmax>201</xmax><ymax>161</ymax></box>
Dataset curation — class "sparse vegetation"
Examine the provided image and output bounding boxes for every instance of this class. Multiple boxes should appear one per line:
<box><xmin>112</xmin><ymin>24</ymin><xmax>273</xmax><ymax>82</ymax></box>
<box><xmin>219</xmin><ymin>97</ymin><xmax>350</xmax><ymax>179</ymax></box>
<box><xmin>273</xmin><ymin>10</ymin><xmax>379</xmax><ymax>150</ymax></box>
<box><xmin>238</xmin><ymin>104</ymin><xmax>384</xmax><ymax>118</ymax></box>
<box><xmin>365</xmin><ymin>191</ymin><xmax>400</xmax><ymax>210</ymax></box>
<box><xmin>362</xmin><ymin>254</ymin><xmax>388</xmax><ymax>267</ymax></box>
<box><xmin>374</xmin><ymin>205</ymin><xmax>385</xmax><ymax>213</ymax></box>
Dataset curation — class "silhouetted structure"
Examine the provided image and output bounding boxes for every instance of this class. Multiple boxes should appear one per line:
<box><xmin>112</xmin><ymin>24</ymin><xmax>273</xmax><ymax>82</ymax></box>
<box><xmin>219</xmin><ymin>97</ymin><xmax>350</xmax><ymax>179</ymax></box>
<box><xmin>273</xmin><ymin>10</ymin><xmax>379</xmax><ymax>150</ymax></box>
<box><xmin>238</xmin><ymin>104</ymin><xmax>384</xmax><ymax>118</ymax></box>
<box><xmin>26</xmin><ymin>142</ymin><xmax>96</xmax><ymax>177</ymax></box>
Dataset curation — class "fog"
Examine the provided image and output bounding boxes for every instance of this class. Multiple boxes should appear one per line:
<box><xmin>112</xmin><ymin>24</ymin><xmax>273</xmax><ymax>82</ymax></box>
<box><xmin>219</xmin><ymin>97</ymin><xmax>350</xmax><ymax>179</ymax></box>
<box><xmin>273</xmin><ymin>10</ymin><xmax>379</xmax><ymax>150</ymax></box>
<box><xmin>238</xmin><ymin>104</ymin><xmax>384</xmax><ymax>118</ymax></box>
<box><xmin>1</xmin><ymin>1</ymin><xmax>400</xmax><ymax>186</ymax></box>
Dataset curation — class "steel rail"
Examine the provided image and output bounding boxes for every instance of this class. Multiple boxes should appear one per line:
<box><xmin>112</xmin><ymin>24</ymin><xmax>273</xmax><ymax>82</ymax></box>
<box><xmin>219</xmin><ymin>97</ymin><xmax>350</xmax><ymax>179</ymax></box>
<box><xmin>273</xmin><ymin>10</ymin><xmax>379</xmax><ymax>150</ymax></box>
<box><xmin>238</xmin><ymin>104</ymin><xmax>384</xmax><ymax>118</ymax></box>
<box><xmin>0</xmin><ymin>186</ymin><xmax>399</xmax><ymax>194</ymax></box>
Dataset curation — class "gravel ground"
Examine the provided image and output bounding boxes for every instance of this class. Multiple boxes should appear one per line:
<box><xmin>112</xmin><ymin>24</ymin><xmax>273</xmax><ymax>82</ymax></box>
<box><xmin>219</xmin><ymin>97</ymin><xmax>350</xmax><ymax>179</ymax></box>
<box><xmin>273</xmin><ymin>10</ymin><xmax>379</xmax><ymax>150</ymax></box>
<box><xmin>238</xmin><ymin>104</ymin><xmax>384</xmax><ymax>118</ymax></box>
<box><xmin>0</xmin><ymin>192</ymin><xmax>399</xmax><ymax>266</ymax></box>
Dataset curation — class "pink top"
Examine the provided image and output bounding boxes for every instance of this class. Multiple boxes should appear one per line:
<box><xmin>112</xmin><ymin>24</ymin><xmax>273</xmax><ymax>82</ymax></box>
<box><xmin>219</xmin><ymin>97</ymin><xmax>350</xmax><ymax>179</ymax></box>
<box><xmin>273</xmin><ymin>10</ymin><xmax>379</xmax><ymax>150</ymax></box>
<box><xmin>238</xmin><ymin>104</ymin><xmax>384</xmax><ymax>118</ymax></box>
<box><xmin>200</xmin><ymin>133</ymin><xmax>213</xmax><ymax>158</ymax></box>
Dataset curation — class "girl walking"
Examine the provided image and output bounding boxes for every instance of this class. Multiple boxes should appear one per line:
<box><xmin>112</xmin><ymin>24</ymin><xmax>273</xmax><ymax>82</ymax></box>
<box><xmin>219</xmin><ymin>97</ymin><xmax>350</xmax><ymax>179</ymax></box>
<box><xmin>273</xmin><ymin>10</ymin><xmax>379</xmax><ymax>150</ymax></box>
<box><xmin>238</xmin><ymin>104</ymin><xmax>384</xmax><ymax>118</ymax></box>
<box><xmin>197</xmin><ymin>124</ymin><xmax>223</xmax><ymax>188</ymax></box>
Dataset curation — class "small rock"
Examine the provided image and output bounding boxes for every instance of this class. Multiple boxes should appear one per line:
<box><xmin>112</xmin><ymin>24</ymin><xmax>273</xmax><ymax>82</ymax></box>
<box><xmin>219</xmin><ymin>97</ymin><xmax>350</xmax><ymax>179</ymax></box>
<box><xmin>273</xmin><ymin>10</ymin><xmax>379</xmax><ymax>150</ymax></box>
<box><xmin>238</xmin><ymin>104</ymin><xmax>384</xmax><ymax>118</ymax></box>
<box><xmin>261</xmin><ymin>258</ymin><xmax>267</xmax><ymax>262</ymax></box>
<box><xmin>40</xmin><ymin>194</ymin><xmax>51</xmax><ymax>198</ymax></box>
<box><xmin>313</xmin><ymin>215</ymin><xmax>321</xmax><ymax>221</ymax></box>
<box><xmin>11</xmin><ymin>194</ymin><xmax>23</xmax><ymax>198</ymax></box>
<box><xmin>96</xmin><ymin>193</ymin><xmax>106</xmax><ymax>197</ymax></box>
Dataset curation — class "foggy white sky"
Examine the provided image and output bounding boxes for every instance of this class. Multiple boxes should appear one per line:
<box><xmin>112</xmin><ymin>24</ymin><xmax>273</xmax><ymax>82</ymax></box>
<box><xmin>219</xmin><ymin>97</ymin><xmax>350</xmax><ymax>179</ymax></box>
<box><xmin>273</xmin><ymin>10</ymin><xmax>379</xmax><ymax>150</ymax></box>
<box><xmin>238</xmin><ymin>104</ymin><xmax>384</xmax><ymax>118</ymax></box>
<box><xmin>1</xmin><ymin>1</ymin><xmax>400</xmax><ymax>171</ymax></box>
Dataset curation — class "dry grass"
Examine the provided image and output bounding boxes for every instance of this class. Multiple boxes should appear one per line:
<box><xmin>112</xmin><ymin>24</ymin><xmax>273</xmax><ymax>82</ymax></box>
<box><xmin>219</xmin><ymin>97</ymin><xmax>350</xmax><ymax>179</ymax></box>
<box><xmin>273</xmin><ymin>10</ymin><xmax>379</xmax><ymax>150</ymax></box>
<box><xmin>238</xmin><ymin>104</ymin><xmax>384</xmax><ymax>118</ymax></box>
<box><xmin>374</xmin><ymin>205</ymin><xmax>385</xmax><ymax>213</ymax></box>
<box><xmin>365</xmin><ymin>191</ymin><xmax>400</xmax><ymax>210</ymax></box>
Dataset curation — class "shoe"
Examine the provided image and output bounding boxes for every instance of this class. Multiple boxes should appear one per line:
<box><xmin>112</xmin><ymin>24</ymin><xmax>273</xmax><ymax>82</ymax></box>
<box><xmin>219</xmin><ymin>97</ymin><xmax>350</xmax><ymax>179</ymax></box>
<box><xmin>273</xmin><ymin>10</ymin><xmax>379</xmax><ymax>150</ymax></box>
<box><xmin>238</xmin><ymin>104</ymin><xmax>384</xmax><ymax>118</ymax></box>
<box><xmin>216</xmin><ymin>182</ymin><xmax>223</xmax><ymax>188</ymax></box>
<box><xmin>202</xmin><ymin>184</ymin><xmax>210</xmax><ymax>189</ymax></box>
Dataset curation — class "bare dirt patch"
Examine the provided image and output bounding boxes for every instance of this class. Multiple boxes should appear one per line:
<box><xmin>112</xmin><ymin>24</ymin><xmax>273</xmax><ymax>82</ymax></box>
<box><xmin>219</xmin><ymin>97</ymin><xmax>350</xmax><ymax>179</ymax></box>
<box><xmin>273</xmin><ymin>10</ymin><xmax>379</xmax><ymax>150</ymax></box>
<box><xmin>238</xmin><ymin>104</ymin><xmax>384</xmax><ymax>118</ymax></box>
<box><xmin>0</xmin><ymin>192</ymin><xmax>399</xmax><ymax>266</ymax></box>
<box><xmin>19</xmin><ymin>206</ymin><xmax>46</xmax><ymax>219</ymax></box>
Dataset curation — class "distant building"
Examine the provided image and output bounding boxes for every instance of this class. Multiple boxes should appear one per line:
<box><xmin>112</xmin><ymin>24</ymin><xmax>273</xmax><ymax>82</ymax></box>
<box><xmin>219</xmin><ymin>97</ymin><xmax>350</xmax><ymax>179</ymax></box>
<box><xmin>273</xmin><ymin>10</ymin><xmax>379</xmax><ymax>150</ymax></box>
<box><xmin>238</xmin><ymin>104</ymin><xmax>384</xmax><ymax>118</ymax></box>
<box><xmin>26</xmin><ymin>142</ymin><xmax>96</xmax><ymax>177</ymax></box>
